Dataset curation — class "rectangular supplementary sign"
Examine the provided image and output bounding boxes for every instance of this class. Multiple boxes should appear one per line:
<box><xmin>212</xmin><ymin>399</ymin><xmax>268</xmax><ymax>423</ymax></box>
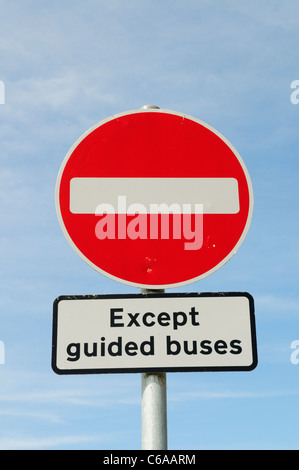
<box><xmin>52</xmin><ymin>292</ymin><xmax>257</xmax><ymax>375</ymax></box>
<box><xmin>69</xmin><ymin>177</ymin><xmax>240</xmax><ymax>214</ymax></box>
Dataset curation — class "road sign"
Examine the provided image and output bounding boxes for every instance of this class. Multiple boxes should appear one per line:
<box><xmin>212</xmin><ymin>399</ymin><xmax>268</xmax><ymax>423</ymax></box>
<box><xmin>55</xmin><ymin>108</ymin><xmax>253</xmax><ymax>289</ymax></box>
<box><xmin>52</xmin><ymin>292</ymin><xmax>257</xmax><ymax>375</ymax></box>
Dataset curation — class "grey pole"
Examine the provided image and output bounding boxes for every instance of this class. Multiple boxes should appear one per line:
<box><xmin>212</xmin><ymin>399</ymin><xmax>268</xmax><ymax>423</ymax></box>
<box><xmin>140</xmin><ymin>281</ymin><xmax>167</xmax><ymax>451</ymax></box>
<box><xmin>141</xmin><ymin>370</ymin><xmax>167</xmax><ymax>450</ymax></box>
<box><xmin>140</xmin><ymin>104</ymin><xmax>167</xmax><ymax>450</ymax></box>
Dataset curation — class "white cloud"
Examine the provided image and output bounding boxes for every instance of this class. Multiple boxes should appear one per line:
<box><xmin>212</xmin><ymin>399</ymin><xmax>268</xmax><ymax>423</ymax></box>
<box><xmin>169</xmin><ymin>388</ymin><xmax>299</xmax><ymax>403</ymax></box>
<box><xmin>8</xmin><ymin>71</ymin><xmax>118</xmax><ymax>112</ymax></box>
<box><xmin>0</xmin><ymin>388</ymin><xmax>140</xmax><ymax>407</ymax></box>
<box><xmin>255</xmin><ymin>295</ymin><xmax>299</xmax><ymax>314</ymax></box>
<box><xmin>0</xmin><ymin>433</ymin><xmax>108</xmax><ymax>450</ymax></box>
<box><xmin>0</xmin><ymin>409</ymin><xmax>63</xmax><ymax>424</ymax></box>
<box><xmin>14</xmin><ymin>74</ymin><xmax>80</xmax><ymax>110</ymax></box>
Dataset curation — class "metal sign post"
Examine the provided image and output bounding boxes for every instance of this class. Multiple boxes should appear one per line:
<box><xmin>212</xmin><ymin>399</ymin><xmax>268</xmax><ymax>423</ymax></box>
<box><xmin>141</xmin><ymin>371</ymin><xmax>167</xmax><ymax>450</ymax></box>
<box><xmin>141</xmin><ymin>287</ymin><xmax>167</xmax><ymax>450</ymax></box>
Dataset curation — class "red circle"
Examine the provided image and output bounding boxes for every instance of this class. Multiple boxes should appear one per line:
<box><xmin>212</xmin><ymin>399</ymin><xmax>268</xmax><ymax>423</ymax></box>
<box><xmin>56</xmin><ymin>109</ymin><xmax>253</xmax><ymax>288</ymax></box>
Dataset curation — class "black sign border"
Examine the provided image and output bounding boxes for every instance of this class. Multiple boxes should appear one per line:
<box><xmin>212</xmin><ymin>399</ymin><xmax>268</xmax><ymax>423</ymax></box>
<box><xmin>52</xmin><ymin>292</ymin><xmax>257</xmax><ymax>375</ymax></box>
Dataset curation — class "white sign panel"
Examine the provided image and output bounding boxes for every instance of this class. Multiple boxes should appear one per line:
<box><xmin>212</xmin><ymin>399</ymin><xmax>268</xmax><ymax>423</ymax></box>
<box><xmin>52</xmin><ymin>293</ymin><xmax>257</xmax><ymax>374</ymax></box>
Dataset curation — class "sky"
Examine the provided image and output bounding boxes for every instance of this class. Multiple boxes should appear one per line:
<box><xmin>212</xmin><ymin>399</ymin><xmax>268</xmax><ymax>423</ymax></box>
<box><xmin>1</xmin><ymin>0</ymin><xmax>299</xmax><ymax>450</ymax></box>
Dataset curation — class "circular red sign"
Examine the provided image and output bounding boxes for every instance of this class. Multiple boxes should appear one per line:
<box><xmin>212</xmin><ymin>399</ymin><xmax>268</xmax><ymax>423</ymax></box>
<box><xmin>55</xmin><ymin>108</ymin><xmax>253</xmax><ymax>288</ymax></box>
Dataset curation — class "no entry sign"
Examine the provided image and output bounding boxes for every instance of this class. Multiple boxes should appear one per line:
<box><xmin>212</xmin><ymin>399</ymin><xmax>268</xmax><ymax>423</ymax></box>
<box><xmin>55</xmin><ymin>108</ymin><xmax>253</xmax><ymax>288</ymax></box>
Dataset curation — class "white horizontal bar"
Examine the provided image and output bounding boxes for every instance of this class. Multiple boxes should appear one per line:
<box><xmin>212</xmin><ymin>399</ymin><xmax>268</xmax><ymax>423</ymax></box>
<box><xmin>69</xmin><ymin>177</ymin><xmax>239</xmax><ymax>214</ymax></box>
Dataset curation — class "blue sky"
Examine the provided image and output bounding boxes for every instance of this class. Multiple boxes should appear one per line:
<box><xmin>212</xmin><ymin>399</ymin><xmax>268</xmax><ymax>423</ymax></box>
<box><xmin>1</xmin><ymin>0</ymin><xmax>299</xmax><ymax>450</ymax></box>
